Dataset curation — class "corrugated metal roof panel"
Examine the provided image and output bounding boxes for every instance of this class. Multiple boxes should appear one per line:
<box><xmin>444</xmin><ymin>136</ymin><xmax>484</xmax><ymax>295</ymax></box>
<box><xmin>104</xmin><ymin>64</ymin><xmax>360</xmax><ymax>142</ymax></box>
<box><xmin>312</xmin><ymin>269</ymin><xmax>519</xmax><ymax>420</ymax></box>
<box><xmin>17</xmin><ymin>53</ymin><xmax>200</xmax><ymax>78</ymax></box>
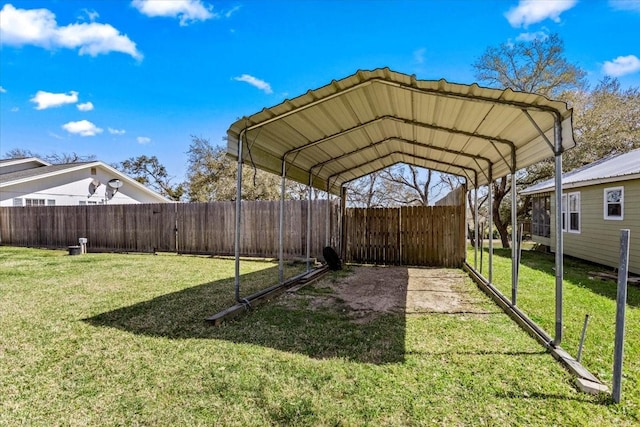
<box><xmin>521</xmin><ymin>148</ymin><xmax>640</xmax><ymax>194</ymax></box>
<box><xmin>228</xmin><ymin>68</ymin><xmax>575</xmax><ymax>194</ymax></box>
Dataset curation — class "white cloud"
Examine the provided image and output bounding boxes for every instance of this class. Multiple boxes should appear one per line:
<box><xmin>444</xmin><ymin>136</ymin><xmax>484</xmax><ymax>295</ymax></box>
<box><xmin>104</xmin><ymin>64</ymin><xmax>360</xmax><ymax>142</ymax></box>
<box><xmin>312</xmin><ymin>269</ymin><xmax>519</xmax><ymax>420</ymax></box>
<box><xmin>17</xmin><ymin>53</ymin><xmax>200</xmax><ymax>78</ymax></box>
<box><xmin>62</xmin><ymin>120</ymin><xmax>103</xmax><ymax>136</ymax></box>
<box><xmin>137</xmin><ymin>136</ymin><xmax>151</xmax><ymax>144</ymax></box>
<box><xmin>603</xmin><ymin>55</ymin><xmax>640</xmax><ymax>77</ymax></box>
<box><xmin>225</xmin><ymin>5</ymin><xmax>241</xmax><ymax>18</ymax></box>
<box><xmin>77</xmin><ymin>101</ymin><xmax>94</xmax><ymax>111</ymax></box>
<box><xmin>413</xmin><ymin>48</ymin><xmax>426</xmax><ymax>65</ymax></box>
<box><xmin>609</xmin><ymin>0</ymin><xmax>640</xmax><ymax>12</ymax></box>
<box><xmin>505</xmin><ymin>0</ymin><xmax>577</xmax><ymax>28</ymax></box>
<box><xmin>516</xmin><ymin>30</ymin><xmax>549</xmax><ymax>42</ymax></box>
<box><xmin>79</xmin><ymin>9</ymin><xmax>100</xmax><ymax>22</ymax></box>
<box><xmin>56</xmin><ymin>22</ymin><xmax>141</xmax><ymax>59</ymax></box>
<box><xmin>233</xmin><ymin>74</ymin><xmax>273</xmax><ymax>94</ymax></box>
<box><xmin>31</xmin><ymin>90</ymin><xmax>78</xmax><ymax>110</ymax></box>
<box><xmin>0</xmin><ymin>4</ymin><xmax>142</xmax><ymax>60</ymax></box>
<box><xmin>132</xmin><ymin>0</ymin><xmax>216</xmax><ymax>26</ymax></box>
<box><xmin>11</xmin><ymin>107</ymin><xmax>19</xmax><ymax>112</ymax></box>
<box><xmin>0</xmin><ymin>86</ymin><xmax>6</xmax><ymax>93</ymax></box>
<box><xmin>108</xmin><ymin>127</ymin><xmax>126</xmax><ymax>135</ymax></box>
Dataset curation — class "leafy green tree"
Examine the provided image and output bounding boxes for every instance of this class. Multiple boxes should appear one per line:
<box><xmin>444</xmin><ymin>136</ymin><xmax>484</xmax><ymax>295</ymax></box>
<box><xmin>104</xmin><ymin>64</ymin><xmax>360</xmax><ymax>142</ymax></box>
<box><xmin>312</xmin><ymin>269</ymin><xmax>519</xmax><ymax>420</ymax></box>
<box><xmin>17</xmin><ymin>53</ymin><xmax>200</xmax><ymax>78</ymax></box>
<box><xmin>473</xmin><ymin>33</ymin><xmax>586</xmax><ymax>248</ymax></box>
<box><xmin>564</xmin><ymin>77</ymin><xmax>640</xmax><ymax>167</ymax></box>
<box><xmin>119</xmin><ymin>155</ymin><xmax>184</xmax><ymax>201</ymax></box>
<box><xmin>185</xmin><ymin>136</ymin><xmax>285</xmax><ymax>201</ymax></box>
<box><xmin>519</xmin><ymin>77</ymin><xmax>640</xmax><ymax>223</ymax></box>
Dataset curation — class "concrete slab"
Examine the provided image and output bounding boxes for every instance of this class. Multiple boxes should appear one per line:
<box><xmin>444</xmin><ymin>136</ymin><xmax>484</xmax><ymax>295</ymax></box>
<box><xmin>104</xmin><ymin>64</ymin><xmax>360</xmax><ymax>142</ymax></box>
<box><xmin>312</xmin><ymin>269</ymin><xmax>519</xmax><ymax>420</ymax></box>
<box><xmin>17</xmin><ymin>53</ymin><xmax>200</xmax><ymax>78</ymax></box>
<box><xmin>576</xmin><ymin>378</ymin><xmax>609</xmax><ymax>395</ymax></box>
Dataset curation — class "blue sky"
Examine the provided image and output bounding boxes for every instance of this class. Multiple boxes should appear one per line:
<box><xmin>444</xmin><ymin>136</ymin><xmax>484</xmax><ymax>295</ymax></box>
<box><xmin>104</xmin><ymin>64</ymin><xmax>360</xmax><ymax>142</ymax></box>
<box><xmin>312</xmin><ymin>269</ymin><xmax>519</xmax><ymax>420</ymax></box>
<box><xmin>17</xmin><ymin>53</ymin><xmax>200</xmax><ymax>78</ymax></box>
<box><xmin>1</xmin><ymin>0</ymin><xmax>639</xmax><ymax>183</ymax></box>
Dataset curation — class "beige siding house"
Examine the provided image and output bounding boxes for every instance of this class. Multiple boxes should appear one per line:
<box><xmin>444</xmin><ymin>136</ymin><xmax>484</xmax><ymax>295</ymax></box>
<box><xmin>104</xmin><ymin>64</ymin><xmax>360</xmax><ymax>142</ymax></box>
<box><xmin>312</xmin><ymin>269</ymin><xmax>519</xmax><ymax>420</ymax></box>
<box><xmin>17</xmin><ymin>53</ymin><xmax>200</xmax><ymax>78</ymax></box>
<box><xmin>521</xmin><ymin>149</ymin><xmax>640</xmax><ymax>275</ymax></box>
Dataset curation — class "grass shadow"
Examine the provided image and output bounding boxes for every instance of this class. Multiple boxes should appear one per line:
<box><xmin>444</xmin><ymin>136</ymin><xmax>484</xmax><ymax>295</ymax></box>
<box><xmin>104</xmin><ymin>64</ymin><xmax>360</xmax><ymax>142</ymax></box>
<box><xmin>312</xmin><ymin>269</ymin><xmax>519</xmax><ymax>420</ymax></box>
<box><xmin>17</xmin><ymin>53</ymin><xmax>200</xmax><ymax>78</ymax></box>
<box><xmin>84</xmin><ymin>266</ymin><xmax>407</xmax><ymax>364</ymax></box>
<box><xmin>495</xmin><ymin>390</ymin><xmax>605</xmax><ymax>404</ymax></box>
<box><xmin>488</xmin><ymin>247</ymin><xmax>639</xmax><ymax>308</ymax></box>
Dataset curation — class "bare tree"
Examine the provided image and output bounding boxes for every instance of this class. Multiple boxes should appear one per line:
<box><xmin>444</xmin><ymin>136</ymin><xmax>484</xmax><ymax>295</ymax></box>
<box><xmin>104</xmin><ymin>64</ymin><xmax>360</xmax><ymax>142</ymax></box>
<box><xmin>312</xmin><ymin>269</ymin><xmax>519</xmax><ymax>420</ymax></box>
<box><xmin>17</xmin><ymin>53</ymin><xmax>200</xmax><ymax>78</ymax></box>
<box><xmin>3</xmin><ymin>148</ymin><xmax>96</xmax><ymax>164</ymax></box>
<box><xmin>473</xmin><ymin>33</ymin><xmax>586</xmax><ymax>98</ymax></box>
<box><xmin>381</xmin><ymin>165</ymin><xmax>433</xmax><ymax>206</ymax></box>
<box><xmin>346</xmin><ymin>172</ymin><xmax>388</xmax><ymax>207</ymax></box>
<box><xmin>473</xmin><ymin>33</ymin><xmax>586</xmax><ymax>248</ymax></box>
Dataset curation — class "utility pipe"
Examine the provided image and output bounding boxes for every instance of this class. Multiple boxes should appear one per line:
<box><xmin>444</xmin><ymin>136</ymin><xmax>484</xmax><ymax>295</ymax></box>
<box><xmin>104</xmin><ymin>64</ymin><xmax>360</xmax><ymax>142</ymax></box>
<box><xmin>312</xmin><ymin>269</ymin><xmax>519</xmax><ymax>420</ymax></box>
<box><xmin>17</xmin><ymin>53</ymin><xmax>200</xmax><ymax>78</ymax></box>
<box><xmin>577</xmin><ymin>314</ymin><xmax>590</xmax><ymax>363</ymax></box>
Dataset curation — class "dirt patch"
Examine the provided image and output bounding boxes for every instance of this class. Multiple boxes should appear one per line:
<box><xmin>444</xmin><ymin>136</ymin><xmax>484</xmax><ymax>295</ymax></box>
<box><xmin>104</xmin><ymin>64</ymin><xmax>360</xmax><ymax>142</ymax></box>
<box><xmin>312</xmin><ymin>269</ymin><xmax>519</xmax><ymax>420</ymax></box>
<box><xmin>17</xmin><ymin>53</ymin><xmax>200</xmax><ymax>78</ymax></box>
<box><xmin>282</xmin><ymin>265</ymin><xmax>482</xmax><ymax>323</ymax></box>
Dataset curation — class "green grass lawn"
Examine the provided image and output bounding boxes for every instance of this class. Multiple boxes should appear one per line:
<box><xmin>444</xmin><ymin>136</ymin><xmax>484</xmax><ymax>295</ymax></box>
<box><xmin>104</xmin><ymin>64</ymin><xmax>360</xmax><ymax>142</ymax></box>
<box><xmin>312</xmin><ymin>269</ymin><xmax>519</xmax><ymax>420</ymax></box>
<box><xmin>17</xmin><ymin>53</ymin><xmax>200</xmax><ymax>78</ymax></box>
<box><xmin>470</xmin><ymin>243</ymin><xmax>639</xmax><ymax>418</ymax></box>
<box><xmin>1</xmin><ymin>245</ymin><xmax>637</xmax><ymax>426</ymax></box>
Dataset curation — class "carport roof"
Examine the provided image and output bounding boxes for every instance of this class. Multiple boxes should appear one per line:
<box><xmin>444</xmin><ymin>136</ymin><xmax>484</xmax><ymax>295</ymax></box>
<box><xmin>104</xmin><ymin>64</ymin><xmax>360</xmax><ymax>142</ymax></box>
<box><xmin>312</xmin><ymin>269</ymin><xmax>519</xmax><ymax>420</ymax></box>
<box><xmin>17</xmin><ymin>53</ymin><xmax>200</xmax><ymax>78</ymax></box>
<box><xmin>227</xmin><ymin>68</ymin><xmax>575</xmax><ymax>194</ymax></box>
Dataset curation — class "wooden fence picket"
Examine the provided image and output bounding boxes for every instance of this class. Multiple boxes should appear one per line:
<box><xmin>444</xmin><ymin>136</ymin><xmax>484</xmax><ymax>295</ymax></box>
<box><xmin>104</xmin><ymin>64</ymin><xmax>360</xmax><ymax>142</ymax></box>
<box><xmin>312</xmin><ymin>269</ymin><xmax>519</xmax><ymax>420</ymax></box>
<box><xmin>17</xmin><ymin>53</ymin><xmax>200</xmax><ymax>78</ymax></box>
<box><xmin>0</xmin><ymin>200</ymin><xmax>339</xmax><ymax>260</ymax></box>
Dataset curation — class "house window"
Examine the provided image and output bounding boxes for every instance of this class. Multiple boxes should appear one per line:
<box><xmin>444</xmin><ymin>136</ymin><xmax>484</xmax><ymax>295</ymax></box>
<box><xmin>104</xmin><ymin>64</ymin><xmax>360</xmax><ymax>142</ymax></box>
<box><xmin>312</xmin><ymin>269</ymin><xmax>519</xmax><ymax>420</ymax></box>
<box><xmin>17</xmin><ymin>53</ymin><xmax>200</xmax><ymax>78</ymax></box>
<box><xmin>561</xmin><ymin>194</ymin><xmax>567</xmax><ymax>232</ymax></box>
<box><xmin>567</xmin><ymin>192</ymin><xmax>580</xmax><ymax>233</ymax></box>
<box><xmin>531</xmin><ymin>195</ymin><xmax>550</xmax><ymax>237</ymax></box>
<box><xmin>13</xmin><ymin>198</ymin><xmax>23</xmax><ymax>206</ymax></box>
<box><xmin>25</xmin><ymin>198</ymin><xmax>46</xmax><ymax>206</ymax></box>
<box><xmin>47</xmin><ymin>199</ymin><xmax>56</xmax><ymax>206</ymax></box>
<box><xmin>91</xmin><ymin>167</ymin><xmax>97</xmax><ymax>175</ymax></box>
<box><xmin>604</xmin><ymin>187</ymin><xmax>624</xmax><ymax>220</ymax></box>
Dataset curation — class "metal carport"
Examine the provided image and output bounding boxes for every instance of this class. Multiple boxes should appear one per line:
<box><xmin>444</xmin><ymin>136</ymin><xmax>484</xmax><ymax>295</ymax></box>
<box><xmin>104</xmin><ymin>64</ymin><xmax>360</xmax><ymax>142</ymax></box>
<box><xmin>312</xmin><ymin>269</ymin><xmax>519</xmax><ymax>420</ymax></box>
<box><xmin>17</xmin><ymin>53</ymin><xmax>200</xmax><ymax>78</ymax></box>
<box><xmin>224</xmin><ymin>68</ymin><xmax>575</xmax><ymax>346</ymax></box>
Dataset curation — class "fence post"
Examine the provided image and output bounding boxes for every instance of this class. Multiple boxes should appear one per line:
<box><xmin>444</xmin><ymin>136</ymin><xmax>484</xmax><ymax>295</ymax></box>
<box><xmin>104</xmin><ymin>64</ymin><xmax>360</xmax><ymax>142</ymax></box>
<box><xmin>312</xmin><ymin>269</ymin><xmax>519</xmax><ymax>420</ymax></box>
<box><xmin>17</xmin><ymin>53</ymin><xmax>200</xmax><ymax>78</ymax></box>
<box><xmin>612</xmin><ymin>229</ymin><xmax>630</xmax><ymax>403</ymax></box>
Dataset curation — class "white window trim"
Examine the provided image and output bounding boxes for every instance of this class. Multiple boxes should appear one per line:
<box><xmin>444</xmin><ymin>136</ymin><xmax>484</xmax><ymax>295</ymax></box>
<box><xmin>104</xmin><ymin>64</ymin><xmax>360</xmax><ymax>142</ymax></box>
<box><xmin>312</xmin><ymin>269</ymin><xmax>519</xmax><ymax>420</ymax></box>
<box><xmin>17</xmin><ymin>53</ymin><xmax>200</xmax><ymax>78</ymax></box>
<box><xmin>567</xmin><ymin>191</ymin><xmax>581</xmax><ymax>234</ymax></box>
<box><xmin>561</xmin><ymin>193</ymin><xmax>567</xmax><ymax>232</ymax></box>
<box><xmin>25</xmin><ymin>198</ymin><xmax>46</xmax><ymax>207</ymax></box>
<box><xmin>604</xmin><ymin>186</ymin><xmax>624</xmax><ymax>221</ymax></box>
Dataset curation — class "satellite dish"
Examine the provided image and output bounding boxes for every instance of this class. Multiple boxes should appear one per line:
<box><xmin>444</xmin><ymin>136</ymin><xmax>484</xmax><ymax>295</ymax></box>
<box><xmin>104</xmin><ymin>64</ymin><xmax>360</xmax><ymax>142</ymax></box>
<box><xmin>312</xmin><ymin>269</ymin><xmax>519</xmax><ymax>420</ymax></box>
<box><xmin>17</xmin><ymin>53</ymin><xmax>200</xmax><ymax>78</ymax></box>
<box><xmin>108</xmin><ymin>179</ymin><xmax>123</xmax><ymax>189</ymax></box>
<box><xmin>105</xmin><ymin>179</ymin><xmax>123</xmax><ymax>201</ymax></box>
<box><xmin>88</xmin><ymin>179</ymin><xmax>101</xmax><ymax>196</ymax></box>
<box><xmin>106</xmin><ymin>187</ymin><xmax>116</xmax><ymax>200</ymax></box>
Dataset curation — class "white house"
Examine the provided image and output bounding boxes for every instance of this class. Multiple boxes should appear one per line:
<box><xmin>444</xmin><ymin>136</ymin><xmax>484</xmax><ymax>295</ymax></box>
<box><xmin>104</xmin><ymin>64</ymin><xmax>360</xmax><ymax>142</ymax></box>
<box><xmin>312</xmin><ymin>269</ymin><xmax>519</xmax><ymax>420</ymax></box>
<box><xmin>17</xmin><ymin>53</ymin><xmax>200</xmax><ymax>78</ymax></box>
<box><xmin>0</xmin><ymin>157</ymin><xmax>170</xmax><ymax>206</ymax></box>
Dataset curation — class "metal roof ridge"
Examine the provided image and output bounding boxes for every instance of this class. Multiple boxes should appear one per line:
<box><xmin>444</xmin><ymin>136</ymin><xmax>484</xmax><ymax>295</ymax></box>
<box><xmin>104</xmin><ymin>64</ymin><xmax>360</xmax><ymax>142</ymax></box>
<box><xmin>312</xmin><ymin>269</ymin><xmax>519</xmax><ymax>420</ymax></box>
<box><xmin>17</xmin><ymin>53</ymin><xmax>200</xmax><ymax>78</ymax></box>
<box><xmin>521</xmin><ymin>147</ymin><xmax>640</xmax><ymax>194</ymax></box>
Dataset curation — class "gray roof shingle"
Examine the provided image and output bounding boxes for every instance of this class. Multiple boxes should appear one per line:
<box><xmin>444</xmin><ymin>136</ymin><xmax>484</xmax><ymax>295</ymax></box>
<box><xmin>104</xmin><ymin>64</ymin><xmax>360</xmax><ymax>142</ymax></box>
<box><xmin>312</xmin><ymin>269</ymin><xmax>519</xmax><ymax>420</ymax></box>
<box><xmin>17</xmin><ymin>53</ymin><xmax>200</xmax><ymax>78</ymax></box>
<box><xmin>0</xmin><ymin>162</ymin><xmax>95</xmax><ymax>183</ymax></box>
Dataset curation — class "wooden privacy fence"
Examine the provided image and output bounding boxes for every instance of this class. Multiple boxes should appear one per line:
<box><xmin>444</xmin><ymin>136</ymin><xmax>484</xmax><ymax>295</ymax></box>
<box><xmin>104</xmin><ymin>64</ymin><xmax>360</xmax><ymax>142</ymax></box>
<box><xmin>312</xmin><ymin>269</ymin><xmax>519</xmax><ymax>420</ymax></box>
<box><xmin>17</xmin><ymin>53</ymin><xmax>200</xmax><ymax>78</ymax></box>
<box><xmin>344</xmin><ymin>205</ymin><xmax>466</xmax><ymax>267</ymax></box>
<box><xmin>0</xmin><ymin>200</ymin><xmax>340</xmax><ymax>259</ymax></box>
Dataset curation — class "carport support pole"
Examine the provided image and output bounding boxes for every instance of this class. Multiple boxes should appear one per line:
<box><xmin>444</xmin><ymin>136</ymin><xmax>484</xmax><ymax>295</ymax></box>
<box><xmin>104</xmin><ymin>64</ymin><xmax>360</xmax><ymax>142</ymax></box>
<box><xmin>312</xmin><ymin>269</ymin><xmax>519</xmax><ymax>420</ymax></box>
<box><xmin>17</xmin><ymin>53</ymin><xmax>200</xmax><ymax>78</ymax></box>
<box><xmin>279</xmin><ymin>160</ymin><xmax>286</xmax><ymax>284</ymax></box>
<box><xmin>234</xmin><ymin>130</ymin><xmax>245</xmax><ymax>303</ymax></box>
<box><xmin>340</xmin><ymin>186</ymin><xmax>347</xmax><ymax>257</ymax></box>
<box><xmin>511</xmin><ymin>172</ymin><xmax>518</xmax><ymax>305</ymax></box>
<box><xmin>326</xmin><ymin>181</ymin><xmax>331</xmax><ymax>247</ymax></box>
<box><xmin>474</xmin><ymin>182</ymin><xmax>479</xmax><ymax>270</ymax></box>
<box><xmin>553</xmin><ymin>117</ymin><xmax>564</xmax><ymax>345</ymax></box>
<box><xmin>488</xmin><ymin>172</ymin><xmax>494</xmax><ymax>283</ymax></box>
<box><xmin>306</xmin><ymin>176</ymin><xmax>312</xmax><ymax>272</ymax></box>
